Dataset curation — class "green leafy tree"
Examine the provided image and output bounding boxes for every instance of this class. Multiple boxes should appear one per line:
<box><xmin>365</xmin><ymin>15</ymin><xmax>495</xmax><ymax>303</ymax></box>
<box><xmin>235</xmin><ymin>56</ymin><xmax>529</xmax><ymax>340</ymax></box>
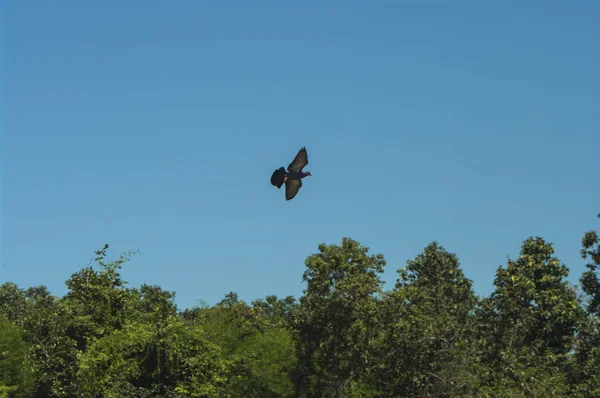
<box><xmin>62</xmin><ymin>244</ymin><xmax>135</xmax><ymax>346</ymax></box>
<box><xmin>0</xmin><ymin>316</ymin><xmax>32</xmax><ymax>397</ymax></box>
<box><xmin>0</xmin><ymin>284</ymin><xmax>58</xmax><ymax>396</ymax></box>
<box><xmin>580</xmin><ymin>214</ymin><xmax>600</xmax><ymax>315</ymax></box>
<box><xmin>197</xmin><ymin>293</ymin><xmax>296</xmax><ymax>397</ymax></box>
<box><xmin>252</xmin><ymin>295</ymin><xmax>297</xmax><ymax>328</ymax></box>
<box><xmin>0</xmin><ymin>284</ymin><xmax>57</xmax><ymax>346</ymax></box>
<box><xmin>572</xmin><ymin>213</ymin><xmax>600</xmax><ymax>397</ymax></box>
<box><xmin>6</xmin><ymin>225</ymin><xmax>600</xmax><ymax>396</ymax></box>
<box><xmin>0</xmin><ymin>284</ymin><xmax>26</xmax><ymax>325</ymax></box>
<box><xmin>128</xmin><ymin>283</ymin><xmax>179</xmax><ymax>325</ymax></box>
<box><xmin>292</xmin><ymin>238</ymin><xmax>386</xmax><ymax>397</ymax></box>
<box><xmin>477</xmin><ymin>237</ymin><xmax>583</xmax><ymax>396</ymax></box>
<box><xmin>77</xmin><ymin>316</ymin><xmax>229</xmax><ymax>397</ymax></box>
<box><xmin>200</xmin><ymin>293</ymin><xmax>266</xmax><ymax>353</ymax></box>
<box><xmin>368</xmin><ymin>241</ymin><xmax>479</xmax><ymax>397</ymax></box>
<box><xmin>25</xmin><ymin>245</ymin><xmax>140</xmax><ymax>397</ymax></box>
<box><xmin>227</xmin><ymin>327</ymin><xmax>297</xmax><ymax>398</ymax></box>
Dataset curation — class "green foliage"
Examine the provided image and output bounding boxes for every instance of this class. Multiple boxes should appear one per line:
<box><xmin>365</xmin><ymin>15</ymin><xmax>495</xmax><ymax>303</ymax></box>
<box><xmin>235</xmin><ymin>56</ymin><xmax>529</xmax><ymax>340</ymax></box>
<box><xmin>62</xmin><ymin>244</ymin><xmax>134</xmax><ymax>345</ymax></box>
<box><xmin>293</xmin><ymin>237</ymin><xmax>385</xmax><ymax>397</ymax></box>
<box><xmin>2</xmin><ymin>213</ymin><xmax>600</xmax><ymax>397</ymax></box>
<box><xmin>489</xmin><ymin>237</ymin><xmax>581</xmax><ymax>355</ymax></box>
<box><xmin>0</xmin><ymin>284</ymin><xmax>58</xmax><ymax>397</ymax></box>
<box><xmin>252</xmin><ymin>295</ymin><xmax>297</xmax><ymax>328</ymax></box>
<box><xmin>228</xmin><ymin>328</ymin><xmax>297</xmax><ymax>397</ymax></box>
<box><xmin>77</xmin><ymin>317</ymin><xmax>228</xmax><ymax>397</ymax></box>
<box><xmin>195</xmin><ymin>293</ymin><xmax>297</xmax><ymax>397</ymax></box>
<box><xmin>476</xmin><ymin>237</ymin><xmax>584</xmax><ymax>396</ymax></box>
<box><xmin>23</xmin><ymin>245</ymin><xmax>141</xmax><ymax>396</ymax></box>
<box><xmin>0</xmin><ymin>284</ymin><xmax>57</xmax><ymax>346</ymax></box>
<box><xmin>128</xmin><ymin>284</ymin><xmax>179</xmax><ymax>325</ymax></box>
<box><xmin>368</xmin><ymin>242</ymin><xmax>479</xmax><ymax>397</ymax></box>
<box><xmin>0</xmin><ymin>316</ymin><xmax>32</xmax><ymax>397</ymax></box>
<box><xmin>572</xmin><ymin>214</ymin><xmax>600</xmax><ymax>397</ymax></box>
<box><xmin>580</xmin><ymin>214</ymin><xmax>600</xmax><ymax>316</ymax></box>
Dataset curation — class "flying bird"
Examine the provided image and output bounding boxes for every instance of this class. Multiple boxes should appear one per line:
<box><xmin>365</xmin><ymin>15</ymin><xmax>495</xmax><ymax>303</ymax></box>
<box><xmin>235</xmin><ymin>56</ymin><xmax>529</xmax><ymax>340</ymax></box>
<box><xmin>270</xmin><ymin>147</ymin><xmax>312</xmax><ymax>200</ymax></box>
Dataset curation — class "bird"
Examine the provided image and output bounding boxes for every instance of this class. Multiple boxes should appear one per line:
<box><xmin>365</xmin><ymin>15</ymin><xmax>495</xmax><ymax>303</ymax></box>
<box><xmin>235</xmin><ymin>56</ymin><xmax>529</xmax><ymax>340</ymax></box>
<box><xmin>270</xmin><ymin>146</ymin><xmax>312</xmax><ymax>200</ymax></box>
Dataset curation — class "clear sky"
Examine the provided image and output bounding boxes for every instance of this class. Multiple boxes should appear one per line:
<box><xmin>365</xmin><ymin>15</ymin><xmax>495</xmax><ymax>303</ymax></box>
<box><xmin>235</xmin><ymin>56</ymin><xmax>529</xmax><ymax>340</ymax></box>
<box><xmin>2</xmin><ymin>1</ymin><xmax>599</xmax><ymax>310</ymax></box>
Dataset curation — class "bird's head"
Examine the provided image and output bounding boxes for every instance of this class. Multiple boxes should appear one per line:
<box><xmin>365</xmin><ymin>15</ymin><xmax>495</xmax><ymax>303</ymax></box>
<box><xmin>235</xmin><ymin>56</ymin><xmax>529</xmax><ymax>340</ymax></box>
<box><xmin>304</xmin><ymin>171</ymin><xmax>312</xmax><ymax>177</ymax></box>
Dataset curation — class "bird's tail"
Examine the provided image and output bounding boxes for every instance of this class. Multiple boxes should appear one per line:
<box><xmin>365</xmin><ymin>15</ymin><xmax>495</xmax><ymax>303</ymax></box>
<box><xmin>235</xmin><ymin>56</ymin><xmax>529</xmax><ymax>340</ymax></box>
<box><xmin>270</xmin><ymin>167</ymin><xmax>286</xmax><ymax>188</ymax></box>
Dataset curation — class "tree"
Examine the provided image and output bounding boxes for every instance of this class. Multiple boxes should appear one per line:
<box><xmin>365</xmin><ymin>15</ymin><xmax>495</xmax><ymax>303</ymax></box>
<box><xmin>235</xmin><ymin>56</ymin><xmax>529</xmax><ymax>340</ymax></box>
<box><xmin>477</xmin><ymin>237</ymin><xmax>583</xmax><ymax>396</ymax></box>
<box><xmin>572</xmin><ymin>213</ymin><xmax>600</xmax><ymax>397</ymax></box>
<box><xmin>128</xmin><ymin>284</ymin><xmax>178</xmax><ymax>325</ymax></box>
<box><xmin>24</xmin><ymin>245</ymin><xmax>140</xmax><ymax>397</ymax></box>
<box><xmin>580</xmin><ymin>213</ymin><xmax>600</xmax><ymax>316</ymax></box>
<box><xmin>0</xmin><ymin>284</ymin><xmax>59</xmax><ymax>397</ymax></box>
<box><xmin>367</xmin><ymin>241</ymin><xmax>479</xmax><ymax>397</ymax></box>
<box><xmin>62</xmin><ymin>244</ymin><xmax>135</xmax><ymax>346</ymax></box>
<box><xmin>195</xmin><ymin>293</ymin><xmax>297</xmax><ymax>397</ymax></box>
<box><xmin>227</xmin><ymin>327</ymin><xmax>297</xmax><ymax>398</ymax></box>
<box><xmin>0</xmin><ymin>284</ymin><xmax>26</xmax><ymax>326</ymax></box>
<box><xmin>77</xmin><ymin>317</ymin><xmax>229</xmax><ymax>397</ymax></box>
<box><xmin>0</xmin><ymin>316</ymin><xmax>32</xmax><ymax>397</ymax></box>
<box><xmin>252</xmin><ymin>295</ymin><xmax>297</xmax><ymax>328</ymax></box>
<box><xmin>292</xmin><ymin>238</ymin><xmax>386</xmax><ymax>397</ymax></box>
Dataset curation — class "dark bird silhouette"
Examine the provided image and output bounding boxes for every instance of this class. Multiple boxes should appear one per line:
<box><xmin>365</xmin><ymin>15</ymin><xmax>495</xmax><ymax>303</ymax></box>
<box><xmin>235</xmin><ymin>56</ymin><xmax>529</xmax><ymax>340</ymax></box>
<box><xmin>270</xmin><ymin>147</ymin><xmax>312</xmax><ymax>200</ymax></box>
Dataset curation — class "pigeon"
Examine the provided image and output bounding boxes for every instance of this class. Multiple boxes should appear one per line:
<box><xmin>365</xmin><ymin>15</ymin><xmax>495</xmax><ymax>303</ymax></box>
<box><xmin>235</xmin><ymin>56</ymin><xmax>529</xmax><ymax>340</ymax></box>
<box><xmin>270</xmin><ymin>147</ymin><xmax>312</xmax><ymax>200</ymax></box>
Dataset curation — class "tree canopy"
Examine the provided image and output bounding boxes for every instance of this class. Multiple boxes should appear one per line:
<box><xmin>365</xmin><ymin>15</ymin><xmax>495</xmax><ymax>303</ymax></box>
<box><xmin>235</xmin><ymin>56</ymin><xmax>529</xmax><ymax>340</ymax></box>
<box><xmin>1</xmin><ymin>213</ymin><xmax>599</xmax><ymax>397</ymax></box>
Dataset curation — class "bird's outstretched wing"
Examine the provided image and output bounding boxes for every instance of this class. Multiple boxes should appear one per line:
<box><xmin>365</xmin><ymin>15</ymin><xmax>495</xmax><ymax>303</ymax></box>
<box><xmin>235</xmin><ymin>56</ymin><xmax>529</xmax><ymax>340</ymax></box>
<box><xmin>285</xmin><ymin>179</ymin><xmax>302</xmax><ymax>200</ymax></box>
<box><xmin>287</xmin><ymin>147</ymin><xmax>308</xmax><ymax>172</ymax></box>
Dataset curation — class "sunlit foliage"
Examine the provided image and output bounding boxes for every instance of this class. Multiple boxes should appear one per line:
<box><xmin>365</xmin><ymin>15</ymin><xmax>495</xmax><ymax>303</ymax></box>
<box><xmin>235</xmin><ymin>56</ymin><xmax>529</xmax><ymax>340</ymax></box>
<box><xmin>1</xmin><ymin>213</ymin><xmax>598</xmax><ymax>397</ymax></box>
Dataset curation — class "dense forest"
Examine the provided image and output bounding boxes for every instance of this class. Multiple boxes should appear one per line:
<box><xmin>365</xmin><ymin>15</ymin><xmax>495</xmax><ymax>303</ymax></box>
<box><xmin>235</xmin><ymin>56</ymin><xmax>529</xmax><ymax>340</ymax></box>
<box><xmin>1</xmin><ymin>213</ymin><xmax>598</xmax><ymax>398</ymax></box>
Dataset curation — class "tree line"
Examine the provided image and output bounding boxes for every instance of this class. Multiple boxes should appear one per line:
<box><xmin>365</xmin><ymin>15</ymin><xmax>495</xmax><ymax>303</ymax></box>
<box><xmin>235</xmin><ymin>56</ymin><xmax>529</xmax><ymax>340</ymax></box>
<box><xmin>1</xmin><ymin>213</ymin><xmax>598</xmax><ymax>397</ymax></box>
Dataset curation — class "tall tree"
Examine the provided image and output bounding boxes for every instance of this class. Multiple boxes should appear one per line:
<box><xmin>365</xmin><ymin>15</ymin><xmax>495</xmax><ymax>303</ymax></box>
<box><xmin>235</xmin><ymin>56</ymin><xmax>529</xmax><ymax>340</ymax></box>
<box><xmin>198</xmin><ymin>293</ymin><xmax>297</xmax><ymax>397</ymax></box>
<box><xmin>0</xmin><ymin>316</ymin><xmax>32</xmax><ymax>397</ymax></box>
<box><xmin>580</xmin><ymin>213</ymin><xmax>600</xmax><ymax>316</ymax></box>
<box><xmin>368</xmin><ymin>241</ymin><xmax>478</xmax><ymax>397</ymax></box>
<box><xmin>252</xmin><ymin>295</ymin><xmax>297</xmax><ymax>328</ymax></box>
<box><xmin>478</xmin><ymin>237</ymin><xmax>583</xmax><ymax>396</ymax></box>
<box><xmin>128</xmin><ymin>283</ymin><xmax>178</xmax><ymax>325</ymax></box>
<box><xmin>26</xmin><ymin>244</ymin><xmax>139</xmax><ymax>397</ymax></box>
<box><xmin>76</xmin><ymin>316</ymin><xmax>229</xmax><ymax>397</ymax></box>
<box><xmin>572</xmin><ymin>213</ymin><xmax>600</xmax><ymax>397</ymax></box>
<box><xmin>0</xmin><ymin>284</ymin><xmax>57</xmax><ymax>345</ymax></box>
<box><xmin>292</xmin><ymin>238</ymin><xmax>386</xmax><ymax>397</ymax></box>
<box><xmin>0</xmin><ymin>283</ymin><xmax>58</xmax><ymax>397</ymax></box>
<box><xmin>0</xmin><ymin>284</ymin><xmax>26</xmax><ymax>325</ymax></box>
<box><xmin>62</xmin><ymin>244</ymin><xmax>135</xmax><ymax>346</ymax></box>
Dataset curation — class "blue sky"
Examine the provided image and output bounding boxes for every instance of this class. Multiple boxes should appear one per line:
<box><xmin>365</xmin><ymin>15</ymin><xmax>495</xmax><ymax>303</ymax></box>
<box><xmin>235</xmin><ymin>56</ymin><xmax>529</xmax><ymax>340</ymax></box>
<box><xmin>2</xmin><ymin>1</ymin><xmax>599</xmax><ymax>310</ymax></box>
